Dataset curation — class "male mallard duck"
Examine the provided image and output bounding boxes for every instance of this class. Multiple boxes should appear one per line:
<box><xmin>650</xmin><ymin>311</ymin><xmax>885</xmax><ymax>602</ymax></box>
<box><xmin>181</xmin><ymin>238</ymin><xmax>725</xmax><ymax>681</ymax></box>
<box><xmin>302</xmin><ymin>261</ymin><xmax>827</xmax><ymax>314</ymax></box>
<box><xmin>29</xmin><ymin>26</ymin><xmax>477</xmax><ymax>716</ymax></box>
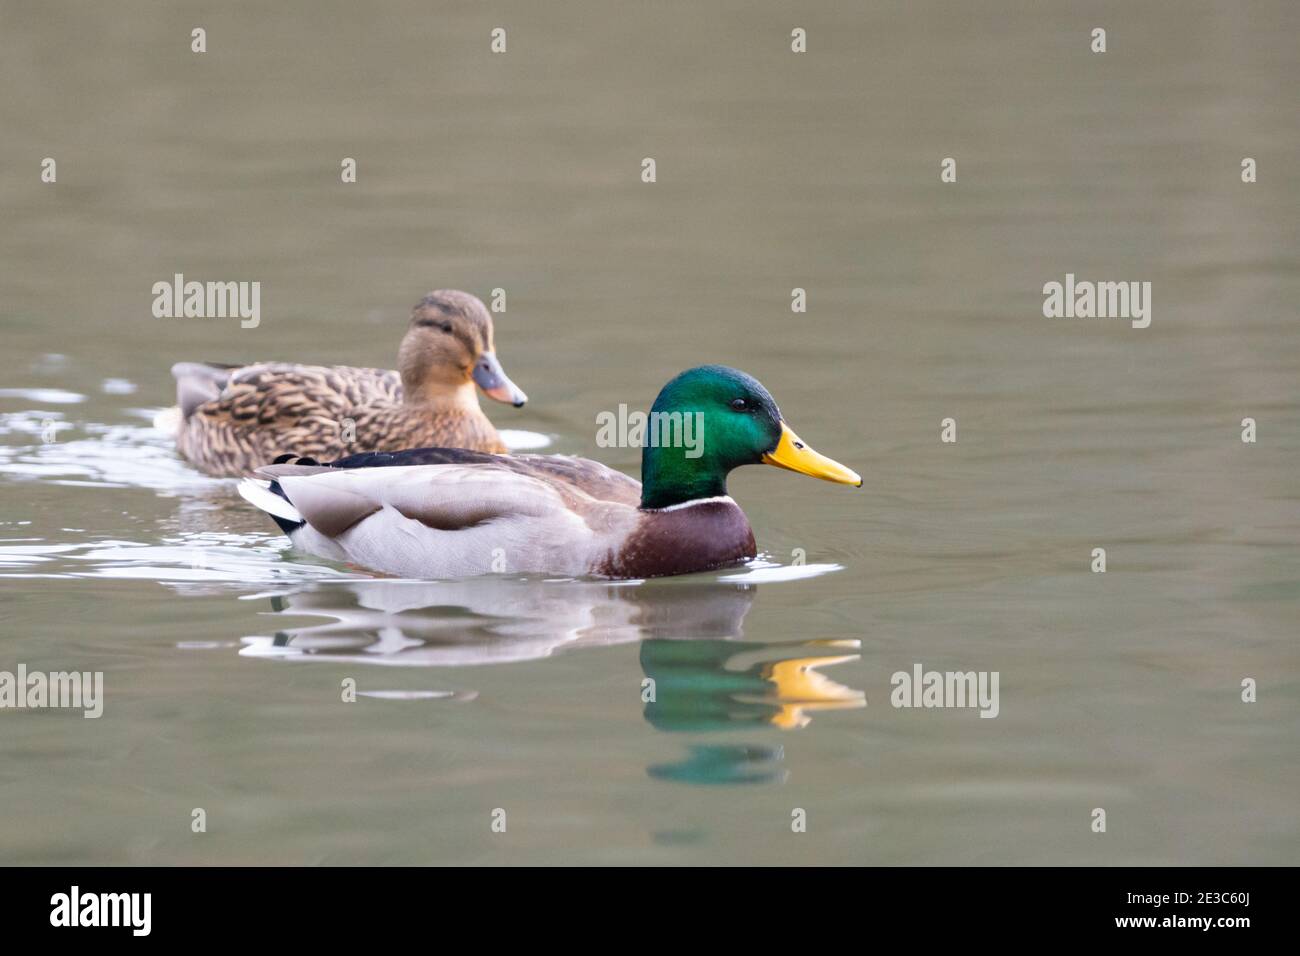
<box><xmin>168</xmin><ymin>290</ymin><xmax>526</xmax><ymax>477</ymax></box>
<box><xmin>238</xmin><ymin>365</ymin><xmax>860</xmax><ymax>579</ymax></box>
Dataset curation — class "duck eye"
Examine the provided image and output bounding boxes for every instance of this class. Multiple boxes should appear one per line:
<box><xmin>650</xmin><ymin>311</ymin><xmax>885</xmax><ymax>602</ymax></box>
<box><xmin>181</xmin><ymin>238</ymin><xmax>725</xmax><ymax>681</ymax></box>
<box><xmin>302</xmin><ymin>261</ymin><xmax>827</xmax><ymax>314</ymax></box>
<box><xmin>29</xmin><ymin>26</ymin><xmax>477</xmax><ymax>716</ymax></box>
<box><xmin>730</xmin><ymin>398</ymin><xmax>749</xmax><ymax>411</ymax></box>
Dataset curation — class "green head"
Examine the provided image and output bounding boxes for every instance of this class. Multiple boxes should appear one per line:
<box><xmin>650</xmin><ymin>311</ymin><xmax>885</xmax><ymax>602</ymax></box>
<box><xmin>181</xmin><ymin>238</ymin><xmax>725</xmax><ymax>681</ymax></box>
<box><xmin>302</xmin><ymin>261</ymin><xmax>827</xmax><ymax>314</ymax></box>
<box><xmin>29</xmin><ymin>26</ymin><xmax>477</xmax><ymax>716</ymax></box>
<box><xmin>639</xmin><ymin>365</ymin><xmax>861</xmax><ymax>510</ymax></box>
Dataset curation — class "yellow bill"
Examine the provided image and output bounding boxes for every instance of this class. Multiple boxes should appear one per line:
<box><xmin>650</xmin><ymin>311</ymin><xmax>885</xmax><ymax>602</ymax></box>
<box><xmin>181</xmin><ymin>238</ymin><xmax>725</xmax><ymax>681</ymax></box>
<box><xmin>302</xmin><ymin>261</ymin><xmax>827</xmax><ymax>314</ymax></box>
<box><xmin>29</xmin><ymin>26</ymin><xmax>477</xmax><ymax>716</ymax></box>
<box><xmin>762</xmin><ymin>422</ymin><xmax>861</xmax><ymax>486</ymax></box>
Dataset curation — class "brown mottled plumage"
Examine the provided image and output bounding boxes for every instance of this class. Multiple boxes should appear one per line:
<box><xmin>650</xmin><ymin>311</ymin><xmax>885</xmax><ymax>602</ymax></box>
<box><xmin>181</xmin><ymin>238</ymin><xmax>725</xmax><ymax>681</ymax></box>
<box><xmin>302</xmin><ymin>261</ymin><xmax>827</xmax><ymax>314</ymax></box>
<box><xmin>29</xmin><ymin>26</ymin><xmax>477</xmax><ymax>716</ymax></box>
<box><xmin>170</xmin><ymin>291</ymin><xmax>526</xmax><ymax>477</ymax></box>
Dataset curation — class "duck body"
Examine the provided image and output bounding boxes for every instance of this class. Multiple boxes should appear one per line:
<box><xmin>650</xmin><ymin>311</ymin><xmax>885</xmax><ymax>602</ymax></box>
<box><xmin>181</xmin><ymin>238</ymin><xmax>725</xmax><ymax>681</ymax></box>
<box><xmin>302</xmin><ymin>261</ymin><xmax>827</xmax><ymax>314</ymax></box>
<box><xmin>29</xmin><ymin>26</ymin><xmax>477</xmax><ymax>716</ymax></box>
<box><xmin>239</xmin><ymin>366</ymin><xmax>861</xmax><ymax>581</ymax></box>
<box><xmin>169</xmin><ymin>290</ymin><xmax>526</xmax><ymax>477</ymax></box>
<box><xmin>173</xmin><ymin>362</ymin><xmax>508</xmax><ymax>477</ymax></box>
<box><xmin>243</xmin><ymin>448</ymin><xmax>757</xmax><ymax>579</ymax></box>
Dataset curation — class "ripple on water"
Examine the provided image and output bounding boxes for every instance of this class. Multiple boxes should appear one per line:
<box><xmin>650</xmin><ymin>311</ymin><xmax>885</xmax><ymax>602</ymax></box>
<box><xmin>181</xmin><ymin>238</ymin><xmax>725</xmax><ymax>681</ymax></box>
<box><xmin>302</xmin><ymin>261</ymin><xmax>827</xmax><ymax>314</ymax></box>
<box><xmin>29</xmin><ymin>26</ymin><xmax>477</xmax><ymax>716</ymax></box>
<box><xmin>718</xmin><ymin>560</ymin><xmax>844</xmax><ymax>583</ymax></box>
<box><xmin>0</xmin><ymin>388</ymin><xmax>86</xmax><ymax>404</ymax></box>
<box><xmin>498</xmin><ymin>428</ymin><xmax>552</xmax><ymax>451</ymax></box>
<box><xmin>0</xmin><ymin>533</ymin><xmax>357</xmax><ymax>588</ymax></box>
<box><xmin>0</xmin><ymin>408</ymin><xmax>224</xmax><ymax>495</ymax></box>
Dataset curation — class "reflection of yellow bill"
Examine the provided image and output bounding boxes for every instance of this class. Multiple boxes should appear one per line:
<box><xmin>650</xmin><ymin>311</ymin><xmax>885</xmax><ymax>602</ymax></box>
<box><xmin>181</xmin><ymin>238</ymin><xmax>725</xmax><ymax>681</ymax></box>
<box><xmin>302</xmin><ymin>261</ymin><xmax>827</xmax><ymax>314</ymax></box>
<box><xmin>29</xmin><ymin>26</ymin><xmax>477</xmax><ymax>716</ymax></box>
<box><xmin>763</xmin><ymin>422</ymin><xmax>862</xmax><ymax>487</ymax></box>
<box><xmin>731</xmin><ymin>640</ymin><xmax>866</xmax><ymax>730</ymax></box>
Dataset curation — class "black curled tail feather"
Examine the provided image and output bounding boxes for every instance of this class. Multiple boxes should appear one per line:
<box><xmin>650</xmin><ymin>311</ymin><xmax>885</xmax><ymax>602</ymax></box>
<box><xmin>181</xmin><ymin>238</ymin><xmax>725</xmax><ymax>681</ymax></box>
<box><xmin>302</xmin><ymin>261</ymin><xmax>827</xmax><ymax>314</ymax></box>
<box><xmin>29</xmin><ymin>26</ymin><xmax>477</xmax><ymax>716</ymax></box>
<box><xmin>264</xmin><ymin>483</ymin><xmax>305</xmax><ymax>535</ymax></box>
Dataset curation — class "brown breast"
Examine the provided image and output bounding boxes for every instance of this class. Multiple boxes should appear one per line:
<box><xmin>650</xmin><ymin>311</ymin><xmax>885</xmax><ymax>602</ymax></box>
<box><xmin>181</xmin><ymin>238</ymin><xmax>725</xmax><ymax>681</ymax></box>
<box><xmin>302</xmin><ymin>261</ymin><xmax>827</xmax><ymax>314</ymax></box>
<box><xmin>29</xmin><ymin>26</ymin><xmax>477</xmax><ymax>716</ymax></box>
<box><xmin>598</xmin><ymin>499</ymin><xmax>756</xmax><ymax>579</ymax></box>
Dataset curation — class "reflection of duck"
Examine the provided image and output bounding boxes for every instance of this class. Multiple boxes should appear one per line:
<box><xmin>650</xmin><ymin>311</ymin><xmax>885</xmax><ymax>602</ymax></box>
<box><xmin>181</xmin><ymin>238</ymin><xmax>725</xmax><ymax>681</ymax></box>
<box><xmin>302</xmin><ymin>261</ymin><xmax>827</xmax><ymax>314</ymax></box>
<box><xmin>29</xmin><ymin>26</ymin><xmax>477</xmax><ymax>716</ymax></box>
<box><xmin>240</xmin><ymin>575</ymin><xmax>862</xmax><ymax>788</ymax></box>
<box><xmin>240</xmin><ymin>577</ymin><xmax>757</xmax><ymax>668</ymax></box>
<box><xmin>648</xmin><ymin>744</ymin><xmax>787</xmax><ymax>786</ymax></box>
<box><xmin>168</xmin><ymin>291</ymin><xmax>527</xmax><ymax>477</ymax></box>
<box><xmin>242</xmin><ymin>579</ymin><xmax>863</xmax><ymax>733</ymax></box>
<box><xmin>239</xmin><ymin>366</ymin><xmax>859</xmax><ymax>579</ymax></box>
<box><xmin>640</xmin><ymin>638</ymin><xmax>865</xmax><ymax>732</ymax></box>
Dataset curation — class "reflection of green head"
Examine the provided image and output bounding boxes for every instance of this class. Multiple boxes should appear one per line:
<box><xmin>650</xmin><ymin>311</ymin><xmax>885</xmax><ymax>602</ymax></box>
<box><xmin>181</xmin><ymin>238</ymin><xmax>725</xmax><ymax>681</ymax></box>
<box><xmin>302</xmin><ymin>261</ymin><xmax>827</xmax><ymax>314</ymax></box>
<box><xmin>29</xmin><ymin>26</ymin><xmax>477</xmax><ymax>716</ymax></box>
<box><xmin>640</xmin><ymin>366</ymin><xmax>784</xmax><ymax>510</ymax></box>
<box><xmin>647</xmin><ymin>744</ymin><xmax>786</xmax><ymax>786</ymax></box>
<box><xmin>640</xmin><ymin>637</ymin><xmax>866</xmax><ymax>736</ymax></box>
<box><xmin>640</xmin><ymin>639</ymin><xmax>781</xmax><ymax>733</ymax></box>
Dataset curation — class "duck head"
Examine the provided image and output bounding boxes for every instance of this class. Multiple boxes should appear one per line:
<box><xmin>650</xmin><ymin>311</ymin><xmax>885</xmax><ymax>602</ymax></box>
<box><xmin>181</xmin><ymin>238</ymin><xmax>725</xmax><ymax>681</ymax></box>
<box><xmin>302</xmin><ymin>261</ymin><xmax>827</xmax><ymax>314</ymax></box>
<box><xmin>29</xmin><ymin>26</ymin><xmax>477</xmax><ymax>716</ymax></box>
<box><xmin>398</xmin><ymin>290</ymin><xmax>527</xmax><ymax>408</ymax></box>
<box><xmin>639</xmin><ymin>365</ymin><xmax>861</xmax><ymax>510</ymax></box>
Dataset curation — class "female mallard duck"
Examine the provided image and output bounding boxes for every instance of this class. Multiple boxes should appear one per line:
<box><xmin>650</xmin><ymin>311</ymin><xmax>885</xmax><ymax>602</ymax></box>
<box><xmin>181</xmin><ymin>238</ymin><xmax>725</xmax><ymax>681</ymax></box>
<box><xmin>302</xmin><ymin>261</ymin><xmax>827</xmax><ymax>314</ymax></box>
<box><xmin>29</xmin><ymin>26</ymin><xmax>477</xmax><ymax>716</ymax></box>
<box><xmin>238</xmin><ymin>366</ymin><xmax>860</xmax><ymax>579</ymax></box>
<box><xmin>168</xmin><ymin>290</ymin><xmax>527</xmax><ymax>477</ymax></box>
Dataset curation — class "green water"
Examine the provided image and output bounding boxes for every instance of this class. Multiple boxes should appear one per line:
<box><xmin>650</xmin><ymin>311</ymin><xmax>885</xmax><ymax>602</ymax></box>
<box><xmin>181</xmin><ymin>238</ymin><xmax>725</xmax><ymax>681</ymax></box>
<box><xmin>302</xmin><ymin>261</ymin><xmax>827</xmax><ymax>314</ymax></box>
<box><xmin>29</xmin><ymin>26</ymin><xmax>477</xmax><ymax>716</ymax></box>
<box><xmin>0</xmin><ymin>0</ymin><xmax>1296</xmax><ymax>864</ymax></box>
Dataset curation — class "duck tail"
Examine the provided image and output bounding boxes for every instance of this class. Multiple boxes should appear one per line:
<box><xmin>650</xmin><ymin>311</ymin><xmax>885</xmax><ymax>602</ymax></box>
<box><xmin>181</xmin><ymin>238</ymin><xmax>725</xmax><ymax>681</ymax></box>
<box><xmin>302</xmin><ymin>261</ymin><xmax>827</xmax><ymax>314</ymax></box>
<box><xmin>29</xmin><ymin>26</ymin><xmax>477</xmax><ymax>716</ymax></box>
<box><xmin>171</xmin><ymin>361</ymin><xmax>239</xmax><ymax>419</ymax></box>
<box><xmin>237</xmin><ymin>477</ymin><xmax>305</xmax><ymax>535</ymax></box>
